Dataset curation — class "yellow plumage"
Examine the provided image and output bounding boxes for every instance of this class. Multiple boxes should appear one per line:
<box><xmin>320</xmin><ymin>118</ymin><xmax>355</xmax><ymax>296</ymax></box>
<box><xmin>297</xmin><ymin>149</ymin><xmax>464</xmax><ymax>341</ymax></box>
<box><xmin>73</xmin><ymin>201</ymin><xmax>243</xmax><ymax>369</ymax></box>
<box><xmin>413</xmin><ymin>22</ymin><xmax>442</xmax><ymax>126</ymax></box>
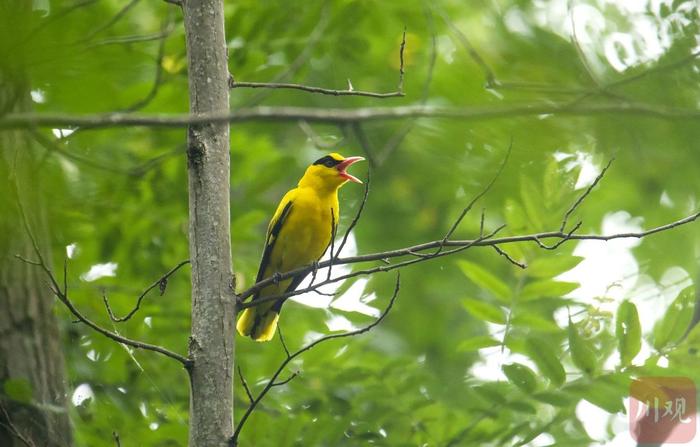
<box><xmin>237</xmin><ymin>153</ymin><xmax>364</xmax><ymax>342</ymax></box>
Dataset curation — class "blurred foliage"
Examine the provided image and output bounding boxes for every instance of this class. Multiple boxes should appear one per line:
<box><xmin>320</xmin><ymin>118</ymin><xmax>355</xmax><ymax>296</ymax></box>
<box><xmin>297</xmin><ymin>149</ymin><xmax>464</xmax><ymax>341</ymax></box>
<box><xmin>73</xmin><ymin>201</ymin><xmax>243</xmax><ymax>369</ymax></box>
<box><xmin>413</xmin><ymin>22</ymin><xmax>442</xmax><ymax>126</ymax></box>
<box><xmin>2</xmin><ymin>0</ymin><xmax>700</xmax><ymax>445</ymax></box>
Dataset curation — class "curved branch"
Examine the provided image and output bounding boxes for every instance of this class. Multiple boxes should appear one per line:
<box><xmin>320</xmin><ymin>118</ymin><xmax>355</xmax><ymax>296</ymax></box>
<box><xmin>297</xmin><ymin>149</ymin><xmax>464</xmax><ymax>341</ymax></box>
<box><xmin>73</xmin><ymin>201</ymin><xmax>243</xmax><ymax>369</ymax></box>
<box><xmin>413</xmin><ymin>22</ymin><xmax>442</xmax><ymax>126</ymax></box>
<box><xmin>102</xmin><ymin>260</ymin><xmax>190</xmax><ymax>322</ymax></box>
<box><xmin>231</xmin><ymin>273</ymin><xmax>401</xmax><ymax>445</ymax></box>
<box><xmin>15</xmin><ymin>197</ymin><xmax>190</xmax><ymax>367</ymax></box>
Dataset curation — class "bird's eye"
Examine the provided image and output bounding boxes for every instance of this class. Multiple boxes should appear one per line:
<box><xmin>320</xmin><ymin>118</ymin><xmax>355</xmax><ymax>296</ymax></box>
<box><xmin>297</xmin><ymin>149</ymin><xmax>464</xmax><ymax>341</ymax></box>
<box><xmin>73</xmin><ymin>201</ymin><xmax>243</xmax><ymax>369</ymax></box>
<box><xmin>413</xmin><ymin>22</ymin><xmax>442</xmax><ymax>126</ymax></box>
<box><xmin>324</xmin><ymin>160</ymin><xmax>335</xmax><ymax>168</ymax></box>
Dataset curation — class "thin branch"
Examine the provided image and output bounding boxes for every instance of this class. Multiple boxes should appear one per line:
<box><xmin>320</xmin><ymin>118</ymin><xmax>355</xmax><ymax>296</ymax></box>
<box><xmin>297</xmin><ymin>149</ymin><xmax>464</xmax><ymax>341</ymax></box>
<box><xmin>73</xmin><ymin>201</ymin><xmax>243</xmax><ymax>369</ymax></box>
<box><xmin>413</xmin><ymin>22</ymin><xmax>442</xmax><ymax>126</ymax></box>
<box><xmin>0</xmin><ymin>405</ymin><xmax>35</xmax><ymax>447</ymax></box>
<box><xmin>278</xmin><ymin>326</ymin><xmax>291</xmax><ymax>358</ymax></box>
<box><xmin>86</xmin><ymin>29</ymin><xmax>171</xmax><ymax>48</ymax></box>
<box><xmin>271</xmin><ymin>372</ymin><xmax>298</xmax><ymax>387</ymax></box>
<box><xmin>236</xmin><ymin>366</ymin><xmax>254</xmax><ymax>404</ymax></box>
<box><xmin>13</xmin><ymin>254</ymin><xmax>41</xmax><ymax>266</ymax></box>
<box><xmin>122</xmin><ymin>12</ymin><xmax>173</xmax><ymax>112</ymax></box>
<box><xmin>398</xmin><ymin>28</ymin><xmax>406</xmax><ymax>93</ymax></box>
<box><xmin>113</xmin><ymin>432</ymin><xmax>121</xmax><ymax>447</ymax></box>
<box><xmin>239</xmin><ymin>3</ymin><xmax>331</xmax><ymax>107</ymax></box>
<box><xmin>378</xmin><ymin>7</ymin><xmax>436</xmax><ymax>165</ymax></box>
<box><xmin>351</xmin><ymin>122</ymin><xmax>377</xmax><ymax>166</ymax></box>
<box><xmin>5</xmin><ymin>102</ymin><xmax>699</xmax><ymax>130</ymax></box>
<box><xmin>230</xmin><ymin>81</ymin><xmax>404</xmax><ymax>98</ymax></box>
<box><xmin>492</xmin><ymin>245</ymin><xmax>527</xmax><ymax>269</ymax></box>
<box><xmin>231</xmin><ymin>274</ymin><xmax>401</xmax><ymax>445</ymax></box>
<box><xmin>437</xmin><ymin>8</ymin><xmax>496</xmax><ymax>88</ymax></box>
<box><xmin>334</xmin><ymin>164</ymin><xmax>370</xmax><ymax>259</ymax></box>
<box><xmin>560</xmin><ymin>157</ymin><xmax>614</xmax><ymax>232</ymax></box>
<box><xmin>15</xmin><ymin>198</ymin><xmax>190</xmax><ymax>366</ymax></box>
<box><xmin>229</xmin><ymin>29</ymin><xmax>406</xmax><ymax>99</ymax></box>
<box><xmin>80</xmin><ymin>0</ymin><xmax>142</xmax><ymax>43</ymax></box>
<box><xmin>102</xmin><ymin>260</ymin><xmax>190</xmax><ymax>322</ymax></box>
<box><xmin>327</xmin><ymin>208</ymin><xmax>336</xmax><ymax>281</ymax></box>
<box><xmin>240</xmin><ymin>225</ymin><xmax>505</xmax><ymax>310</ymax></box>
<box><xmin>238</xmin><ymin>210</ymin><xmax>700</xmax><ymax>305</ymax></box>
<box><xmin>30</xmin><ymin>129</ymin><xmax>183</xmax><ymax>177</ymax></box>
<box><xmin>435</xmin><ymin>140</ymin><xmax>512</xmax><ymax>255</ymax></box>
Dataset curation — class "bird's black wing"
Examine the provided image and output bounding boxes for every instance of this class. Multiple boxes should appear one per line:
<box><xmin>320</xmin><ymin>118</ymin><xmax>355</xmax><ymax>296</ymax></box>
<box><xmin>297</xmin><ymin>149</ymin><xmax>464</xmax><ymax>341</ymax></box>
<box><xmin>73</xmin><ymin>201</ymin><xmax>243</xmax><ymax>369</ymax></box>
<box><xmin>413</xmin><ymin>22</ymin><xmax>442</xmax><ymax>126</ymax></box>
<box><xmin>273</xmin><ymin>208</ymin><xmax>337</xmax><ymax>312</ymax></box>
<box><xmin>252</xmin><ymin>200</ymin><xmax>293</xmax><ymax>299</ymax></box>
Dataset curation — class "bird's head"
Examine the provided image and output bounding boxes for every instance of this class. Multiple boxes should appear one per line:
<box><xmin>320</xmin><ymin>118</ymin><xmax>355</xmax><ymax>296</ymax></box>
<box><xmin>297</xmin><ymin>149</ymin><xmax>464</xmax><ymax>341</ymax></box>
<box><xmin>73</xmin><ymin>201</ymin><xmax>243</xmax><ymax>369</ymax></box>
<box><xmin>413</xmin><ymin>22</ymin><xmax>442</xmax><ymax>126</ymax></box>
<box><xmin>299</xmin><ymin>153</ymin><xmax>365</xmax><ymax>191</ymax></box>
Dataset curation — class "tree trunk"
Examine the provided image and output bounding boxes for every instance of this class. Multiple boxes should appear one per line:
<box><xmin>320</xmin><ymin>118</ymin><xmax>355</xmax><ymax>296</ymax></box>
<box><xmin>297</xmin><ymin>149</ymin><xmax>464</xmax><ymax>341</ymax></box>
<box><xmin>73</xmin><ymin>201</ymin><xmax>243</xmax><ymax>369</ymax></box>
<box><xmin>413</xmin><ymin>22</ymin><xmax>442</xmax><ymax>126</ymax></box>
<box><xmin>0</xmin><ymin>6</ymin><xmax>72</xmax><ymax>443</ymax></box>
<box><xmin>182</xmin><ymin>1</ymin><xmax>235</xmax><ymax>446</ymax></box>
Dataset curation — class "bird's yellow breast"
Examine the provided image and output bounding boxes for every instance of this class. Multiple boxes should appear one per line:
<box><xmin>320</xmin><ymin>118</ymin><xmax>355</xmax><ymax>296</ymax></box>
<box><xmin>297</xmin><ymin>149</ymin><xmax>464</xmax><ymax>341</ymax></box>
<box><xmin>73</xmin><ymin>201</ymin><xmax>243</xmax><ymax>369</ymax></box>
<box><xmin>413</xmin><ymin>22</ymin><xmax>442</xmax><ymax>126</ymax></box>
<box><xmin>259</xmin><ymin>186</ymin><xmax>338</xmax><ymax>298</ymax></box>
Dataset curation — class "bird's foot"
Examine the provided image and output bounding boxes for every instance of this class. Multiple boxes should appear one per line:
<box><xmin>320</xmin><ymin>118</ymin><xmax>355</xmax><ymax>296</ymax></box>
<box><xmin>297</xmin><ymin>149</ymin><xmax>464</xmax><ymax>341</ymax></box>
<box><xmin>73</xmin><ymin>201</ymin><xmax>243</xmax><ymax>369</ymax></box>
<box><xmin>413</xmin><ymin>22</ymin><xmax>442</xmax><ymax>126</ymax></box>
<box><xmin>272</xmin><ymin>272</ymin><xmax>282</xmax><ymax>284</ymax></box>
<box><xmin>311</xmin><ymin>261</ymin><xmax>320</xmax><ymax>276</ymax></box>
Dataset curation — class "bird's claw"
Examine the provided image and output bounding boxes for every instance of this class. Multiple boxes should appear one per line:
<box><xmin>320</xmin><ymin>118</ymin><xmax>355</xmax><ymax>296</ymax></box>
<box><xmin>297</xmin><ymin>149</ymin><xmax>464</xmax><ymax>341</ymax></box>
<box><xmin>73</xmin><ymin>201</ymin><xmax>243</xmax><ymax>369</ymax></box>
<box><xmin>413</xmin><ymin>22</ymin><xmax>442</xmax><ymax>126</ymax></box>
<box><xmin>272</xmin><ymin>272</ymin><xmax>282</xmax><ymax>284</ymax></box>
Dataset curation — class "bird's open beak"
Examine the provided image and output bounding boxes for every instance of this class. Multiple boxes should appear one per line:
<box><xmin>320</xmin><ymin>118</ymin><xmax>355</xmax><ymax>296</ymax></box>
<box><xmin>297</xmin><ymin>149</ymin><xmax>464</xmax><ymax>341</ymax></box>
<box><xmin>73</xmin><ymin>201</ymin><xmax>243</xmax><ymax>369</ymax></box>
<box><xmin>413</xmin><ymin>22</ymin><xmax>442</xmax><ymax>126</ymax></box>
<box><xmin>336</xmin><ymin>156</ymin><xmax>365</xmax><ymax>183</ymax></box>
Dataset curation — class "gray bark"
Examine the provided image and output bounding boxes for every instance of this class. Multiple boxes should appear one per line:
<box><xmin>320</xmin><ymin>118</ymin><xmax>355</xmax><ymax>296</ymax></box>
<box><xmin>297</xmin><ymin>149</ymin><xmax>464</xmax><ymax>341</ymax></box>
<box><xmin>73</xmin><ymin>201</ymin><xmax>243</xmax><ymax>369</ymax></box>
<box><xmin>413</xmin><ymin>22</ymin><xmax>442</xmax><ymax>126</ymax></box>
<box><xmin>182</xmin><ymin>1</ymin><xmax>235</xmax><ymax>446</ymax></box>
<box><xmin>0</xmin><ymin>4</ymin><xmax>72</xmax><ymax>443</ymax></box>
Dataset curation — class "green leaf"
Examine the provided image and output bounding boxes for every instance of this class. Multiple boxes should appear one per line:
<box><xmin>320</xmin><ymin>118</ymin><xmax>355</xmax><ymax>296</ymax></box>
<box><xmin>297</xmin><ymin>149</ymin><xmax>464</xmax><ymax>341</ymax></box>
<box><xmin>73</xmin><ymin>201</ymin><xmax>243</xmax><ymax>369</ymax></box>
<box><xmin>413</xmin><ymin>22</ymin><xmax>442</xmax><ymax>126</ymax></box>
<box><xmin>532</xmin><ymin>391</ymin><xmax>576</xmax><ymax>407</ymax></box>
<box><xmin>520</xmin><ymin>280</ymin><xmax>579</xmax><ymax>300</ymax></box>
<box><xmin>652</xmin><ymin>286</ymin><xmax>695</xmax><ymax>350</ymax></box>
<box><xmin>509</xmin><ymin>400</ymin><xmax>537</xmax><ymax>414</ymax></box>
<box><xmin>502</xmin><ymin>363</ymin><xmax>538</xmax><ymax>393</ymax></box>
<box><xmin>525</xmin><ymin>337</ymin><xmax>566</xmax><ymax>387</ymax></box>
<box><xmin>520</xmin><ymin>177</ymin><xmax>544</xmax><ymax>230</ymax></box>
<box><xmin>3</xmin><ymin>378</ymin><xmax>33</xmax><ymax>404</ymax></box>
<box><xmin>565</xmin><ymin>377</ymin><xmax>627</xmax><ymax>413</ymax></box>
<box><xmin>457</xmin><ymin>336</ymin><xmax>501</xmax><ymax>352</ymax></box>
<box><xmin>527</xmin><ymin>255</ymin><xmax>584</xmax><ymax>278</ymax></box>
<box><xmin>457</xmin><ymin>260</ymin><xmax>510</xmax><ymax>302</ymax></box>
<box><xmin>462</xmin><ymin>298</ymin><xmax>506</xmax><ymax>324</ymax></box>
<box><xmin>568</xmin><ymin>315</ymin><xmax>598</xmax><ymax>375</ymax></box>
<box><xmin>511</xmin><ymin>312</ymin><xmax>561</xmax><ymax>332</ymax></box>
<box><xmin>616</xmin><ymin>301</ymin><xmax>642</xmax><ymax>365</ymax></box>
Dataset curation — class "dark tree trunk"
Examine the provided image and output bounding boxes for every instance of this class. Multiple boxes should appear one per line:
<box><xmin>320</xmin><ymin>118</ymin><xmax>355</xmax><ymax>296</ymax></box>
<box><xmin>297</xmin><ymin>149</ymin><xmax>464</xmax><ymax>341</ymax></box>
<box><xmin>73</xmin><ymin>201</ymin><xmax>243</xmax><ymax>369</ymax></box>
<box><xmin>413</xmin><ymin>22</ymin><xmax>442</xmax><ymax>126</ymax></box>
<box><xmin>0</xmin><ymin>3</ymin><xmax>72</xmax><ymax>446</ymax></box>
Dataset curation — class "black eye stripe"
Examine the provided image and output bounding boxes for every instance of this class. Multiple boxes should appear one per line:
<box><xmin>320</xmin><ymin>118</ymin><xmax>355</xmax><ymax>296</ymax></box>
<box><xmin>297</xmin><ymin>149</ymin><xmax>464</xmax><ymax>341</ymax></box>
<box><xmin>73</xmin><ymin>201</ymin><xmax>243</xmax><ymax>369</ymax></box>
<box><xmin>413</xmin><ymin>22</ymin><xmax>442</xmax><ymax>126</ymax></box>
<box><xmin>313</xmin><ymin>156</ymin><xmax>342</xmax><ymax>167</ymax></box>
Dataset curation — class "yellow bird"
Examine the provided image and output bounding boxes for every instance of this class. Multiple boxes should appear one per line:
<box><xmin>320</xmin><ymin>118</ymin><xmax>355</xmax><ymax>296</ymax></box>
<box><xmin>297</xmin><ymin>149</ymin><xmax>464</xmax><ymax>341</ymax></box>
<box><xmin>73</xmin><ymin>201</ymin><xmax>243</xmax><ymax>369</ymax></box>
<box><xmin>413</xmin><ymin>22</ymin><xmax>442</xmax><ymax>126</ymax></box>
<box><xmin>236</xmin><ymin>153</ymin><xmax>365</xmax><ymax>342</ymax></box>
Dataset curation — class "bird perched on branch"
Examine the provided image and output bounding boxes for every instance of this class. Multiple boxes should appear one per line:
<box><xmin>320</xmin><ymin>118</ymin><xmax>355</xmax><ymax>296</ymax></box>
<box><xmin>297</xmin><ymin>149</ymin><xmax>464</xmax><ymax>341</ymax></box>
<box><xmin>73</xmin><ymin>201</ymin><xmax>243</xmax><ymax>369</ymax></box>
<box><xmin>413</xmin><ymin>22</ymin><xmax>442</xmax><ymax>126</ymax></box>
<box><xmin>236</xmin><ymin>153</ymin><xmax>365</xmax><ymax>342</ymax></box>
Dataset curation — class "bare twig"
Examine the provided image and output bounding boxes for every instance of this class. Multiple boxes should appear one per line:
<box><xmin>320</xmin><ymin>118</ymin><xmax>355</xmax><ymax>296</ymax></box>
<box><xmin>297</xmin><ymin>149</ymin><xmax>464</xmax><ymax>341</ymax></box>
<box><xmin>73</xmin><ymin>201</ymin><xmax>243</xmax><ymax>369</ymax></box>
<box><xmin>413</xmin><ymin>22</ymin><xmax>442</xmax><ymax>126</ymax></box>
<box><xmin>398</xmin><ymin>28</ymin><xmax>406</xmax><ymax>93</ymax></box>
<box><xmin>378</xmin><ymin>8</ymin><xmax>436</xmax><ymax>165</ymax></box>
<box><xmin>271</xmin><ymin>372</ymin><xmax>298</xmax><ymax>387</ymax></box>
<box><xmin>492</xmin><ymin>245</ymin><xmax>527</xmax><ymax>269</ymax></box>
<box><xmin>240</xmin><ymin>225</ymin><xmax>505</xmax><ymax>310</ymax></box>
<box><xmin>236</xmin><ymin>366</ymin><xmax>254</xmax><ymax>404</ymax></box>
<box><xmin>434</xmin><ymin>140</ymin><xmax>512</xmax><ymax>255</ymax></box>
<box><xmin>437</xmin><ymin>8</ymin><xmax>496</xmax><ymax>88</ymax></box>
<box><xmin>0</xmin><ymin>405</ymin><xmax>35</xmax><ymax>447</ymax></box>
<box><xmin>31</xmin><ymin>128</ymin><xmax>182</xmax><ymax>177</ymax></box>
<box><xmin>122</xmin><ymin>12</ymin><xmax>173</xmax><ymax>112</ymax></box>
<box><xmin>230</xmin><ymin>81</ymin><xmax>405</xmax><ymax>98</ymax></box>
<box><xmin>327</xmin><ymin>209</ymin><xmax>336</xmax><ymax>281</ymax></box>
<box><xmin>238</xmin><ymin>210</ymin><xmax>700</xmax><ymax>305</ymax></box>
<box><xmin>278</xmin><ymin>326</ymin><xmax>291</xmax><ymax>358</ymax></box>
<box><xmin>230</xmin><ymin>29</ymin><xmax>406</xmax><ymax>99</ymax></box>
<box><xmin>102</xmin><ymin>260</ymin><xmax>190</xmax><ymax>322</ymax></box>
<box><xmin>560</xmin><ymin>158</ymin><xmax>614</xmax><ymax>232</ymax></box>
<box><xmin>15</xmin><ymin>198</ymin><xmax>190</xmax><ymax>366</ymax></box>
<box><xmin>239</xmin><ymin>3</ymin><xmax>331</xmax><ymax>107</ymax></box>
<box><xmin>334</xmin><ymin>165</ymin><xmax>370</xmax><ymax>259</ymax></box>
<box><xmin>80</xmin><ymin>0</ymin><xmax>142</xmax><ymax>43</ymax></box>
<box><xmin>231</xmin><ymin>274</ymin><xmax>401</xmax><ymax>445</ymax></box>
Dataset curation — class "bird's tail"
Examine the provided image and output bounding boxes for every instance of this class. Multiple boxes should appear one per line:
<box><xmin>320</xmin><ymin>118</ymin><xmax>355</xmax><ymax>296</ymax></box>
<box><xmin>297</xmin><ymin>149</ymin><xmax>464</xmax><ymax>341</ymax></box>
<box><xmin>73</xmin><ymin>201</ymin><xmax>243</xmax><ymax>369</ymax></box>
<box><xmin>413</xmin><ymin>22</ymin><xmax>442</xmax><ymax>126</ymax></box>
<box><xmin>236</xmin><ymin>307</ymin><xmax>279</xmax><ymax>342</ymax></box>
